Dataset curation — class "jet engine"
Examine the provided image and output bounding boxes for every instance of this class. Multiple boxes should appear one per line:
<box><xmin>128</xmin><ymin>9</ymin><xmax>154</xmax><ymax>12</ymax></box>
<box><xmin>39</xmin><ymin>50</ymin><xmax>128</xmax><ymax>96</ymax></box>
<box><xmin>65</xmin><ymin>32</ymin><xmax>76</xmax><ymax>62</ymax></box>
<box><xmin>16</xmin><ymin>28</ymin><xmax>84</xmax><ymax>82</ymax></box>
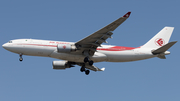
<box><xmin>52</xmin><ymin>61</ymin><xmax>71</xmax><ymax>69</ymax></box>
<box><xmin>57</xmin><ymin>44</ymin><xmax>76</xmax><ymax>53</ymax></box>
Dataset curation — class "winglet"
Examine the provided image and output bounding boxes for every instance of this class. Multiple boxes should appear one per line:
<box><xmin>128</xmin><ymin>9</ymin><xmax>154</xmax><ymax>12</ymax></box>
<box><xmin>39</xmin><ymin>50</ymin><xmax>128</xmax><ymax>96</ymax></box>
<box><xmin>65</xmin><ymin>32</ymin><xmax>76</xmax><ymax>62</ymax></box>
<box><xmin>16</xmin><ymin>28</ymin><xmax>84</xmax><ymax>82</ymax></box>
<box><xmin>100</xmin><ymin>68</ymin><xmax>105</xmax><ymax>71</ymax></box>
<box><xmin>123</xmin><ymin>12</ymin><xmax>131</xmax><ymax>18</ymax></box>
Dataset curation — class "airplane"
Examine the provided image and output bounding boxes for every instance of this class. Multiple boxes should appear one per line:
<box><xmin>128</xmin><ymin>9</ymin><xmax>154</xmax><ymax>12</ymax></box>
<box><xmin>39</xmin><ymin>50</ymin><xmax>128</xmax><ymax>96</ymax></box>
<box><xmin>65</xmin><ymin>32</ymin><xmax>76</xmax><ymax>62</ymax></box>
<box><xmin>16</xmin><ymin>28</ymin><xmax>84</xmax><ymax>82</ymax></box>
<box><xmin>2</xmin><ymin>12</ymin><xmax>177</xmax><ymax>75</ymax></box>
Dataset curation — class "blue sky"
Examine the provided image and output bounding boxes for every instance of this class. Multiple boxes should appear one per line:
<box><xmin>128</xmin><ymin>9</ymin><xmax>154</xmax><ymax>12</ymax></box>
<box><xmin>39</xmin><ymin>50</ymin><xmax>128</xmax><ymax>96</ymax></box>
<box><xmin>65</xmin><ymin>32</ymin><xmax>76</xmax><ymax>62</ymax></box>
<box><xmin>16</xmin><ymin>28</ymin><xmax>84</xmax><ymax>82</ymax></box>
<box><xmin>0</xmin><ymin>0</ymin><xmax>179</xmax><ymax>101</ymax></box>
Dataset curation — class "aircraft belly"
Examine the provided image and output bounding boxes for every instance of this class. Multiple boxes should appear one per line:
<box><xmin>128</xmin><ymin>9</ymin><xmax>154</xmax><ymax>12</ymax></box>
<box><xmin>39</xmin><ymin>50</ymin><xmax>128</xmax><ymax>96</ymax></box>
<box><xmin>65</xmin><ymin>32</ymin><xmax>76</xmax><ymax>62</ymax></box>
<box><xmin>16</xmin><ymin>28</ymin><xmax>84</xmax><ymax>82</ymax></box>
<box><xmin>91</xmin><ymin>52</ymin><xmax>107</xmax><ymax>62</ymax></box>
<box><xmin>99</xmin><ymin>50</ymin><xmax>155</xmax><ymax>62</ymax></box>
<box><xmin>10</xmin><ymin>45</ymin><xmax>55</xmax><ymax>57</ymax></box>
<box><xmin>104</xmin><ymin>50</ymin><xmax>136</xmax><ymax>62</ymax></box>
<box><xmin>50</xmin><ymin>51</ymin><xmax>107</xmax><ymax>63</ymax></box>
<box><xmin>50</xmin><ymin>51</ymin><xmax>84</xmax><ymax>62</ymax></box>
<box><xmin>24</xmin><ymin>46</ymin><xmax>55</xmax><ymax>56</ymax></box>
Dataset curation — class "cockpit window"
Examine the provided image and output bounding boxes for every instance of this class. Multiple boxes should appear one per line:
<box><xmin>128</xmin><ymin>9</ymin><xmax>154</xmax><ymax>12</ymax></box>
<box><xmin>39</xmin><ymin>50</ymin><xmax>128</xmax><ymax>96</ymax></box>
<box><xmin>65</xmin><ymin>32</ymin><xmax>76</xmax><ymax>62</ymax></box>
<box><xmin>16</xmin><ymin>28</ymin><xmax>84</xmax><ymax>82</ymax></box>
<box><xmin>8</xmin><ymin>41</ymin><xmax>12</xmax><ymax>43</ymax></box>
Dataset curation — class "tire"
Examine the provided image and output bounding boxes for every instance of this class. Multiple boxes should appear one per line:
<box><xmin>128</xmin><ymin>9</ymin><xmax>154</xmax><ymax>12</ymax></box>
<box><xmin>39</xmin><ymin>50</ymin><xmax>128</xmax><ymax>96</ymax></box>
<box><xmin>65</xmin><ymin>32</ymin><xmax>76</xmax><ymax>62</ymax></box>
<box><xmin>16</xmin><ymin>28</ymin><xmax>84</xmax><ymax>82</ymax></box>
<box><xmin>89</xmin><ymin>60</ymin><xmax>93</xmax><ymax>66</ymax></box>
<box><xmin>85</xmin><ymin>70</ymin><xmax>90</xmax><ymax>75</ymax></box>
<box><xmin>84</xmin><ymin>57</ymin><xmax>89</xmax><ymax>63</ymax></box>
<box><xmin>80</xmin><ymin>67</ymin><xmax>85</xmax><ymax>72</ymax></box>
<box><xmin>19</xmin><ymin>58</ymin><xmax>23</xmax><ymax>61</ymax></box>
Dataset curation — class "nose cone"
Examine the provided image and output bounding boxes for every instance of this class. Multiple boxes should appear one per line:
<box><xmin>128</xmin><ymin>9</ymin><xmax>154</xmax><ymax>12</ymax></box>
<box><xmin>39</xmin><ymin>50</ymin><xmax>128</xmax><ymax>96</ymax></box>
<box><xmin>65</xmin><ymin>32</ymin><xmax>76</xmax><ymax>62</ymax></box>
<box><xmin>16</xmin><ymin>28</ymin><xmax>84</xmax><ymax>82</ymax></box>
<box><xmin>2</xmin><ymin>43</ymin><xmax>16</xmax><ymax>53</ymax></box>
<box><xmin>2</xmin><ymin>43</ymin><xmax>9</xmax><ymax>50</ymax></box>
<box><xmin>2</xmin><ymin>43</ymin><xmax>7</xmax><ymax>48</ymax></box>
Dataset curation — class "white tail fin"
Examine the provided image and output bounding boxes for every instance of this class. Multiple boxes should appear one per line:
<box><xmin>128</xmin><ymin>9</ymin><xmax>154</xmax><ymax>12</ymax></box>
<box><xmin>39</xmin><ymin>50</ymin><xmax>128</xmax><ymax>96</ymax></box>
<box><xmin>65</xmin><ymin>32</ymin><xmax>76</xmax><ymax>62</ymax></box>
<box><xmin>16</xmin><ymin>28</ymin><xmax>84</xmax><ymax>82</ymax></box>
<box><xmin>141</xmin><ymin>27</ymin><xmax>174</xmax><ymax>49</ymax></box>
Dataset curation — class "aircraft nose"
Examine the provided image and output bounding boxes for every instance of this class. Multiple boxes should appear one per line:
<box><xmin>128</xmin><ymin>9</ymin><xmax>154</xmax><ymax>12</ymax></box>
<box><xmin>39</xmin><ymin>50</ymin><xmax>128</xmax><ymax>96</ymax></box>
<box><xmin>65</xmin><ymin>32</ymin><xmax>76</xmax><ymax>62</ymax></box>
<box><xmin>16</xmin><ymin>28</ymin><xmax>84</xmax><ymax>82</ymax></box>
<box><xmin>2</xmin><ymin>43</ymin><xmax>8</xmax><ymax>49</ymax></box>
<box><xmin>2</xmin><ymin>43</ymin><xmax>6</xmax><ymax>48</ymax></box>
<box><xmin>2</xmin><ymin>43</ymin><xmax>15</xmax><ymax>52</ymax></box>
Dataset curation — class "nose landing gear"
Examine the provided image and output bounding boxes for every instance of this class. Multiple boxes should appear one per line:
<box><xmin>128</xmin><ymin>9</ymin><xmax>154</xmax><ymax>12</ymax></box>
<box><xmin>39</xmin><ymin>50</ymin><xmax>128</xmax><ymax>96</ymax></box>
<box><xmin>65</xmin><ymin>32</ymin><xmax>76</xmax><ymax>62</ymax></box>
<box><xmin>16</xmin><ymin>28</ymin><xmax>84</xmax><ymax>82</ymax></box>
<box><xmin>19</xmin><ymin>54</ymin><xmax>23</xmax><ymax>61</ymax></box>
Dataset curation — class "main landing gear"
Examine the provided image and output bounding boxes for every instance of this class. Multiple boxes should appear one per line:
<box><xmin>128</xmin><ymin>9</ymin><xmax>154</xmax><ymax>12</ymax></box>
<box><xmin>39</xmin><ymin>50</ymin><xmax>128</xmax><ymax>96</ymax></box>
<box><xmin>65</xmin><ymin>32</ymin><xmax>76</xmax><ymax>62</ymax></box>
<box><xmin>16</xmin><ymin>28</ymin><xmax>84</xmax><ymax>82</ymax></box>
<box><xmin>84</xmin><ymin>57</ymin><xmax>94</xmax><ymax>66</ymax></box>
<box><xmin>80</xmin><ymin>66</ymin><xmax>90</xmax><ymax>75</ymax></box>
<box><xmin>19</xmin><ymin>54</ymin><xmax>23</xmax><ymax>61</ymax></box>
<box><xmin>81</xmin><ymin>57</ymin><xmax>93</xmax><ymax>75</ymax></box>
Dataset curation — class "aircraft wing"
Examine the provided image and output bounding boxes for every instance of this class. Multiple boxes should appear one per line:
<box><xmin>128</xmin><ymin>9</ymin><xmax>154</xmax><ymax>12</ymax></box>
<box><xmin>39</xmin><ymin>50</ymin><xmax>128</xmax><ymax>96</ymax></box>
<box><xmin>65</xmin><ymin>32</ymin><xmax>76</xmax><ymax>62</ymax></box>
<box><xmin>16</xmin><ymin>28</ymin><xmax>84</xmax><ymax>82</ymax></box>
<box><xmin>84</xmin><ymin>64</ymin><xmax>105</xmax><ymax>71</ymax></box>
<box><xmin>75</xmin><ymin>12</ymin><xmax>131</xmax><ymax>56</ymax></box>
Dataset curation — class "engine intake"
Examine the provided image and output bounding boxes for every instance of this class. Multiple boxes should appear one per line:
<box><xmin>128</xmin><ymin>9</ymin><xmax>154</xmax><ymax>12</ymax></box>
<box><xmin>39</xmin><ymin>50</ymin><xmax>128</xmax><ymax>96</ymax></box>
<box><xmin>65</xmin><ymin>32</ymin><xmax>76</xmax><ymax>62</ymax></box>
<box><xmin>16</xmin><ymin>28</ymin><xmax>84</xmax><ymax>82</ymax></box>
<box><xmin>57</xmin><ymin>44</ymin><xmax>76</xmax><ymax>53</ymax></box>
<box><xmin>52</xmin><ymin>61</ymin><xmax>70</xmax><ymax>69</ymax></box>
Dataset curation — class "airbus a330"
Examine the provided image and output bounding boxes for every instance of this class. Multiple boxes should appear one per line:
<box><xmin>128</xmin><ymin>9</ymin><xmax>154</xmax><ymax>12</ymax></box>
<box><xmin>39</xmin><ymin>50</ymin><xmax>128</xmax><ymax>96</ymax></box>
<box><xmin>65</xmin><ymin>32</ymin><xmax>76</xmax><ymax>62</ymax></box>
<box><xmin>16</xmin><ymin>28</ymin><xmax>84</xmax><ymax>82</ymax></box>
<box><xmin>2</xmin><ymin>12</ymin><xmax>177</xmax><ymax>75</ymax></box>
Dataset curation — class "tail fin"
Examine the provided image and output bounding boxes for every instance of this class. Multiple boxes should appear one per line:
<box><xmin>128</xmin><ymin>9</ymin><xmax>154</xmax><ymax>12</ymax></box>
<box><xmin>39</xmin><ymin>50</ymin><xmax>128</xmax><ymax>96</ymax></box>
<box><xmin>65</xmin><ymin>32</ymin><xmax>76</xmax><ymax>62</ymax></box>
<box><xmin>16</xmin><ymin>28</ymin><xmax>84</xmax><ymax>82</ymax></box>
<box><xmin>141</xmin><ymin>27</ymin><xmax>174</xmax><ymax>49</ymax></box>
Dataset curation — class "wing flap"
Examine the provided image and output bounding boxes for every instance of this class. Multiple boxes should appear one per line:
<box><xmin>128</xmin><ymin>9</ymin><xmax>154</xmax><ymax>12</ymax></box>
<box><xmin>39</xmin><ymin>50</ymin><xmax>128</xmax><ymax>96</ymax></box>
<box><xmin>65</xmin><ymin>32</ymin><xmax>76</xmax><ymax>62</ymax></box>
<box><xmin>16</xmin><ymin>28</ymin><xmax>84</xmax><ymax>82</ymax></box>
<box><xmin>86</xmin><ymin>65</ymin><xmax>105</xmax><ymax>71</ymax></box>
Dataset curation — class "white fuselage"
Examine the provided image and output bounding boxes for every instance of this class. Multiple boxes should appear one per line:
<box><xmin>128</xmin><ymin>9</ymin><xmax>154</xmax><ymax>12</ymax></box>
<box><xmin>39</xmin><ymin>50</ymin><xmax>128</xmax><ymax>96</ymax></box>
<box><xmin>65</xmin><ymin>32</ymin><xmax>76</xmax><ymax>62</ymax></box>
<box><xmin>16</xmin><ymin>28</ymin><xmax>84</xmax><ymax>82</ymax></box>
<box><xmin>2</xmin><ymin>39</ymin><xmax>157</xmax><ymax>63</ymax></box>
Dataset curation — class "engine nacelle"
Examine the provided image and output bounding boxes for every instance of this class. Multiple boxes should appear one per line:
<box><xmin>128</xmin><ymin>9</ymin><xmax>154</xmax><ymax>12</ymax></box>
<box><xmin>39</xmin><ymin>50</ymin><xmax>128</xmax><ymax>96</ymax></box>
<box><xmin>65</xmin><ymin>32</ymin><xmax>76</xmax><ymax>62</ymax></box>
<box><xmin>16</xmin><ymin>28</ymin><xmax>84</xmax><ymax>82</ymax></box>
<box><xmin>52</xmin><ymin>61</ymin><xmax>70</xmax><ymax>69</ymax></box>
<box><xmin>57</xmin><ymin>44</ymin><xmax>76</xmax><ymax>53</ymax></box>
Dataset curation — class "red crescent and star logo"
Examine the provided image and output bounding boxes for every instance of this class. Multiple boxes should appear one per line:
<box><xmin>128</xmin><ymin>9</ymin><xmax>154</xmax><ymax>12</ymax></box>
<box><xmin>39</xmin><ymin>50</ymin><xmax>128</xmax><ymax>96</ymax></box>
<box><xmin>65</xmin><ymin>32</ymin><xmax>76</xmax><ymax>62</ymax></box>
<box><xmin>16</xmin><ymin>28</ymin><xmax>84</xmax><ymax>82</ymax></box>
<box><xmin>155</xmin><ymin>38</ymin><xmax>165</xmax><ymax>46</ymax></box>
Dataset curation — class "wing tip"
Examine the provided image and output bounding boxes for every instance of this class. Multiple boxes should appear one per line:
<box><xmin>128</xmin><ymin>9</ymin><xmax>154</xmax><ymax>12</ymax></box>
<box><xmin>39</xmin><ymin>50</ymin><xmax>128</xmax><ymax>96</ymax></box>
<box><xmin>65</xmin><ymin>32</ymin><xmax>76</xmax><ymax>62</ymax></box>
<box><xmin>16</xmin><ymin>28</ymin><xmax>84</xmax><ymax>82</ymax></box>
<box><xmin>101</xmin><ymin>68</ymin><xmax>105</xmax><ymax>71</ymax></box>
<box><xmin>123</xmin><ymin>12</ymin><xmax>131</xmax><ymax>18</ymax></box>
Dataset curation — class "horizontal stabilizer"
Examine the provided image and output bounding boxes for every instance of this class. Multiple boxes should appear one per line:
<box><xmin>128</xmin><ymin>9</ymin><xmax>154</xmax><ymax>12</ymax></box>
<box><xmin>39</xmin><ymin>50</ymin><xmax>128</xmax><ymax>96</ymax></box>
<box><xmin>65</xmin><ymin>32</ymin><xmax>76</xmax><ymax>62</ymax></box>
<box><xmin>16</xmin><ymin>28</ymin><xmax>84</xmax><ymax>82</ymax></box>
<box><xmin>152</xmin><ymin>41</ymin><xmax>177</xmax><ymax>55</ymax></box>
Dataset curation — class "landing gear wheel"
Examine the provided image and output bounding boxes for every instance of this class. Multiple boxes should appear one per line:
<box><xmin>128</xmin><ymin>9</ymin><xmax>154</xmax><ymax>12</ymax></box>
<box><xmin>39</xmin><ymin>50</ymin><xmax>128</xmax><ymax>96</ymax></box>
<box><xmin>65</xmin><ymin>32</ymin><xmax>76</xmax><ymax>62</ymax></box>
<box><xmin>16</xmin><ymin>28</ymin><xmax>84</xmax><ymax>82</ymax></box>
<box><xmin>19</xmin><ymin>58</ymin><xmax>23</xmax><ymax>61</ymax></box>
<box><xmin>19</xmin><ymin>53</ymin><xmax>23</xmax><ymax>62</ymax></box>
<box><xmin>80</xmin><ymin>66</ymin><xmax>85</xmax><ymax>72</ymax></box>
<box><xmin>89</xmin><ymin>60</ymin><xmax>94</xmax><ymax>66</ymax></box>
<box><xmin>84</xmin><ymin>57</ymin><xmax>93</xmax><ymax>66</ymax></box>
<box><xmin>85</xmin><ymin>70</ymin><xmax>90</xmax><ymax>75</ymax></box>
<box><xmin>84</xmin><ymin>57</ymin><xmax>89</xmax><ymax>63</ymax></box>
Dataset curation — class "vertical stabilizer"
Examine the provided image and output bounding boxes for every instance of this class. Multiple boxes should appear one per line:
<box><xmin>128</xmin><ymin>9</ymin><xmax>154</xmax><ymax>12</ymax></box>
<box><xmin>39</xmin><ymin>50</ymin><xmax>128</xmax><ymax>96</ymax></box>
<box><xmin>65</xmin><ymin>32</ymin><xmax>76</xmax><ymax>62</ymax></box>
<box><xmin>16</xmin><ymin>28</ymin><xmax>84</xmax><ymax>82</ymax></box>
<box><xmin>141</xmin><ymin>27</ymin><xmax>174</xmax><ymax>49</ymax></box>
